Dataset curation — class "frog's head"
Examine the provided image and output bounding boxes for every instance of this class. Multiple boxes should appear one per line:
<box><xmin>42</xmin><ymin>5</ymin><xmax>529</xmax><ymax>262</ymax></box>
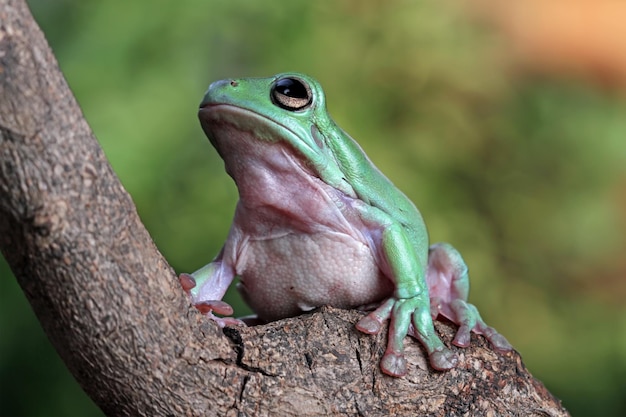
<box><xmin>198</xmin><ymin>73</ymin><xmax>354</xmax><ymax>195</ymax></box>
<box><xmin>199</xmin><ymin>72</ymin><xmax>328</xmax><ymax>144</ymax></box>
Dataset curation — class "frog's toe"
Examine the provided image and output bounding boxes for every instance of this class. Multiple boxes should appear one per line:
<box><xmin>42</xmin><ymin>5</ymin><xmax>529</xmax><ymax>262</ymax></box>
<box><xmin>195</xmin><ymin>300</ymin><xmax>234</xmax><ymax>316</ymax></box>
<box><xmin>380</xmin><ymin>351</ymin><xmax>408</xmax><ymax>377</ymax></box>
<box><xmin>490</xmin><ymin>334</ymin><xmax>513</xmax><ymax>352</ymax></box>
<box><xmin>481</xmin><ymin>326</ymin><xmax>513</xmax><ymax>352</ymax></box>
<box><xmin>193</xmin><ymin>301</ymin><xmax>242</xmax><ymax>328</ymax></box>
<box><xmin>452</xmin><ymin>324</ymin><xmax>472</xmax><ymax>348</ymax></box>
<box><xmin>217</xmin><ymin>316</ymin><xmax>246</xmax><ymax>327</ymax></box>
<box><xmin>356</xmin><ymin>314</ymin><xmax>384</xmax><ymax>335</ymax></box>
<box><xmin>179</xmin><ymin>273</ymin><xmax>197</xmax><ymax>292</ymax></box>
<box><xmin>356</xmin><ymin>298</ymin><xmax>395</xmax><ymax>335</ymax></box>
<box><xmin>429</xmin><ymin>348</ymin><xmax>458</xmax><ymax>371</ymax></box>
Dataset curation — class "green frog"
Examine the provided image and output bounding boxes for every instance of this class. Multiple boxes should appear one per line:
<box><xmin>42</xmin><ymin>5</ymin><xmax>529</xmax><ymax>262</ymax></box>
<box><xmin>179</xmin><ymin>73</ymin><xmax>511</xmax><ymax>377</ymax></box>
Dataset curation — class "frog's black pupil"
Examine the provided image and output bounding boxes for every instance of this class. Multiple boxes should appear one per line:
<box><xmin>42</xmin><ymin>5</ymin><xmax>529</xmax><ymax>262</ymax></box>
<box><xmin>275</xmin><ymin>78</ymin><xmax>308</xmax><ymax>98</ymax></box>
<box><xmin>271</xmin><ymin>77</ymin><xmax>312</xmax><ymax>111</ymax></box>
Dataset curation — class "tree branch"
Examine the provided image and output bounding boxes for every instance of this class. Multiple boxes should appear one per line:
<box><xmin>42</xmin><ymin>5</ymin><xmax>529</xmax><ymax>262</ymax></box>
<box><xmin>0</xmin><ymin>1</ymin><xmax>569</xmax><ymax>415</ymax></box>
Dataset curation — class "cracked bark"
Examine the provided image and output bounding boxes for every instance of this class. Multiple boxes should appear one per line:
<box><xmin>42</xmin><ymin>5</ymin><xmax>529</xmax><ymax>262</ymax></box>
<box><xmin>0</xmin><ymin>0</ymin><xmax>570</xmax><ymax>416</ymax></box>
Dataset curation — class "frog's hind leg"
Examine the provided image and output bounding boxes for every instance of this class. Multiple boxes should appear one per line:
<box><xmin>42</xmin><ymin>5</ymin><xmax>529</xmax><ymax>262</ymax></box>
<box><xmin>426</xmin><ymin>243</ymin><xmax>512</xmax><ymax>352</ymax></box>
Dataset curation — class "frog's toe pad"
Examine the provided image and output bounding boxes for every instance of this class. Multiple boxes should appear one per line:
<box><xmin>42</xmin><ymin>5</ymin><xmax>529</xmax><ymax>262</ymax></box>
<box><xmin>179</xmin><ymin>273</ymin><xmax>197</xmax><ymax>292</ymax></box>
<box><xmin>430</xmin><ymin>348</ymin><xmax>458</xmax><ymax>371</ymax></box>
<box><xmin>484</xmin><ymin>330</ymin><xmax>513</xmax><ymax>352</ymax></box>
<box><xmin>216</xmin><ymin>316</ymin><xmax>246</xmax><ymax>327</ymax></box>
<box><xmin>195</xmin><ymin>300</ymin><xmax>234</xmax><ymax>316</ymax></box>
<box><xmin>356</xmin><ymin>315</ymin><xmax>384</xmax><ymax>335</ymax></box>
<box><xmin>381</xmin><ymin>352</ymin><xmax>408</xmax><ymax>377</ymax></box>
<box><xmin>452</xmin><ymin>325</ymin><xmax>472</xmax><ymax>348</ymax></box>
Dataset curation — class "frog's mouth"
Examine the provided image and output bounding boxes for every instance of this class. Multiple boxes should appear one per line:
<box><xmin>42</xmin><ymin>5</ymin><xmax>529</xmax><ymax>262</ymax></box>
<box><xmin>200</xmin><ymin>103</ymin><xmax>326</xmax><ymax>170</ymax></box>
<box><xmin>198</xmin><ymin>103</ymin><xmax>355</xmax><ymax>217</ymax></box>
<box><xmin>199</xmin><ymin>103</ymin><xmax>323</xmax><ymax>180</ymax></box>
<box><xmin>199</xmin><ymin>103</ymin><xmax>315</xmax><ymax>146</ymax></box>
<box><xmin>199</xmin><ymin>103</ymin><xmax>357</xmax><ymax>201</ymax></box>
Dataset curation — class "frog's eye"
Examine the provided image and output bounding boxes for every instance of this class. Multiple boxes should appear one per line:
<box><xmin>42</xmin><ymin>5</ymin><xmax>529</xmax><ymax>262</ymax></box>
<box><xmin>271</xmin><ymin>77</ymin><xmax>312</xmax><ymax>111</ymax></box>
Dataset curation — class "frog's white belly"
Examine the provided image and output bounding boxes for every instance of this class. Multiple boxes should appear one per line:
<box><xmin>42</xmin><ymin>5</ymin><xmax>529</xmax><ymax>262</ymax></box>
<box><xmin>235</xmin><ymin>231</ymin><xmax>393</xmax><ymax>322</ymax></box>
<box><xmin>217</xmin><ymin>138</ymin><xmax>394</xmax><ymax>321</ymax></box>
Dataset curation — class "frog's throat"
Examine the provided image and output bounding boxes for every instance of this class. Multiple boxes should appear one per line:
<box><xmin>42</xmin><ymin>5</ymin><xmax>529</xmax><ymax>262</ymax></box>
<box><xmin>200</xmin><ymin>104</ymin><xmax>355</xmax><ymax>197</ymax></box>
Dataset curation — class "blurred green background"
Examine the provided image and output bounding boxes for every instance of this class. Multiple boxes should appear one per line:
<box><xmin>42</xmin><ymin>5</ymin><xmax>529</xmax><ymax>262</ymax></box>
<box><xmin>1</xmin><ymin>0</ymin><xmax>625</xmax><ymax>415</ymax></box>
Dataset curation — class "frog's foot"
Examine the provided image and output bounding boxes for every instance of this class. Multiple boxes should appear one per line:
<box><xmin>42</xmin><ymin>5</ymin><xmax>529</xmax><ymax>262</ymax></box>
<box><xmin>427</xmin><ymin>243</ymin><xmax>512</xmax><ymax>353</ymax></box>
<box><xmin>357</xmin><ymin>295</ymin><xmax>457</xmax><ymax>376</ymax></box>
<box><xmin>379</xmin><ymin>351</ymin><xmax>407</xmax><ymax>377</ymax></box>
<box><xmin>178</xmin><ymin>273</ymin><xmax>244</xmax><ymax>327</ymax></box>
<box><xmin>433</xmin><ymin>298</ymin><xmax>512</xmax><ymax>352</ymax></box>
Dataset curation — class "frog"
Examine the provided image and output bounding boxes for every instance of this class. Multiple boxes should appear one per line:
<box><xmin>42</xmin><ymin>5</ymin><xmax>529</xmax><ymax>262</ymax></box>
<box><xmin>179</xmin><ymin>72</ymin><xmax>512</xmax><ymax>377</ymax></box>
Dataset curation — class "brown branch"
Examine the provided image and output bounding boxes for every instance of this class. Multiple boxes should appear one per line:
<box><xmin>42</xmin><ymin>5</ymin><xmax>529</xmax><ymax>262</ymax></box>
<box><xmin>0</xmin><ymin>1</ymin><xmax>570</xmax><ymax>415</ymax></box>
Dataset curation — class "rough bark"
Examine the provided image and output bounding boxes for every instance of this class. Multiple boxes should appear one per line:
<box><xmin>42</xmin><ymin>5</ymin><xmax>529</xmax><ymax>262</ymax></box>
<box><xmin>0</xmin><ymin>1</ymin><xmax>569</xmax><ymax>416</ymax></box>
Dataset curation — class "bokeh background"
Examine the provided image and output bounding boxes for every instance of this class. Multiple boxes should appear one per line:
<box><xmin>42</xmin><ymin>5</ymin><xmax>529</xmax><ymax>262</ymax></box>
<box><xmin>2</xmin><ymin>0</ymin><xmax>625</xmax><ymax>415</ymax></box>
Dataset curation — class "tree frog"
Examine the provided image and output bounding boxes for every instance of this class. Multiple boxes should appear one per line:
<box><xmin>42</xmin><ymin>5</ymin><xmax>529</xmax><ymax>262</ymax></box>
<box><xmin>179</xmin><ymin>73</ymin><xmax>511</xmax><ymax>377</ymax></box>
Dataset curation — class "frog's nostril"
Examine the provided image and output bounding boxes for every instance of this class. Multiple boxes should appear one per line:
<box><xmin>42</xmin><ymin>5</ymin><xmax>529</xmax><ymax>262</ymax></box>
<box><xmin>230</xmin><ymin>80</ymin><xmax>239</xmax><ymax>87</ymax></box>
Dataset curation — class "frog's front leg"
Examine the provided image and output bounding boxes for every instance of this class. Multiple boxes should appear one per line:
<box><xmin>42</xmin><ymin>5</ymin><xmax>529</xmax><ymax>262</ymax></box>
<box><xmin>354</xmin><ymin>209</ymin><xmax>457</xmax><ymax>377</ymax></box>
<box><xmin>427</xmin><ymin>243</ymin><xmax>512</xmax><ymax>352</ymax></box>
<box><xmin>178</xmin><ymin>251</ymin><xmax>243</xmax><ymax>327</ymax></box>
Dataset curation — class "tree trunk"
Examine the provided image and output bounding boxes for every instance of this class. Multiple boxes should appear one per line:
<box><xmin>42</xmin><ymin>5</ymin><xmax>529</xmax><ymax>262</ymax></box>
<box><xmin>0</xmin><ymin>1</ymin><xmax>570</xmax><ymax>415</ymax></box>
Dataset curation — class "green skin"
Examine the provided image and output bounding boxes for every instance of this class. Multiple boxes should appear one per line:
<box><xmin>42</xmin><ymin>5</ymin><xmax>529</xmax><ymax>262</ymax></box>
<box><xmin>179</xmin><ymin>73</ymin><xmax>511</xmax><ymax>377</ymax></box>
